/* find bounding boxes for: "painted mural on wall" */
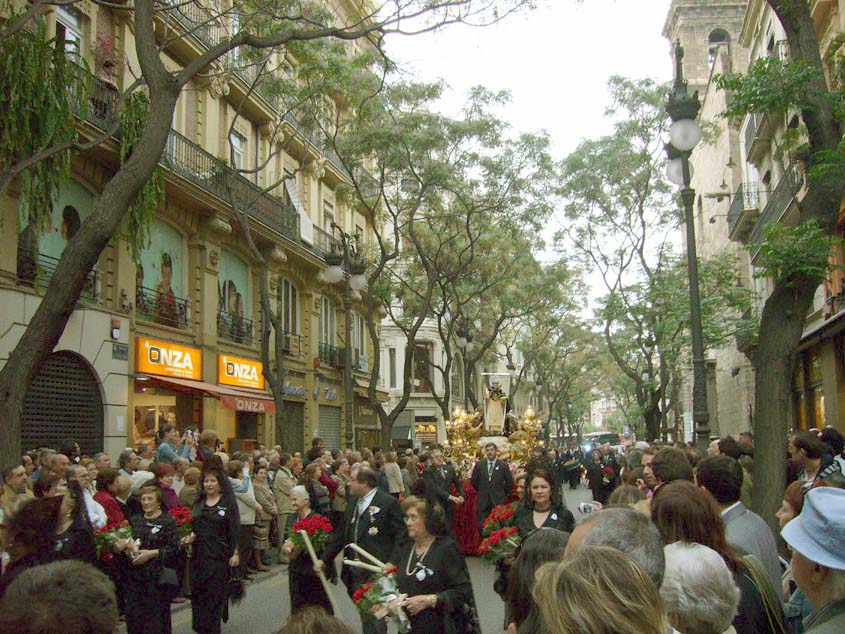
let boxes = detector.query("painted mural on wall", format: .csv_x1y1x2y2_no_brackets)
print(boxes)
217,250,251,344
17,179,95,294
136,219,187,328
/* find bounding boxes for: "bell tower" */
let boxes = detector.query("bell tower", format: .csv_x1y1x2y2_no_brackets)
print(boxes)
662,1,750,97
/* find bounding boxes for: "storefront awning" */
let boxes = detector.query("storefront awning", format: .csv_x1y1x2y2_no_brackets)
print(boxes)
354,378,389,402
139,375,276,414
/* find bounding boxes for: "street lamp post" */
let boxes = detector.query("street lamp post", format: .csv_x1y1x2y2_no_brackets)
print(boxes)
665,40,710,456
455,319,473,410
324,224,367,449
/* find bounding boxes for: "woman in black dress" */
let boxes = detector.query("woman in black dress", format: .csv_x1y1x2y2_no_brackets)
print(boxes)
118,485,180,634
393,494,480,634
281,485,333,615
54,479,97,564
510,468,574,538
586,450,612,505
188,457,240,634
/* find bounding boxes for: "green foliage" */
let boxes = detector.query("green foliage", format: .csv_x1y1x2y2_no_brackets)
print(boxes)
716,57,822,120
1,18,87,230
752,220,842,286
119,93,165,262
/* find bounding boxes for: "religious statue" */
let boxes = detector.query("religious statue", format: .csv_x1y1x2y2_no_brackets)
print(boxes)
483,381,507,435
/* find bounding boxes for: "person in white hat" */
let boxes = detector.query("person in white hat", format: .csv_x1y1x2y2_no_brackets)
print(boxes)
782,487,845,633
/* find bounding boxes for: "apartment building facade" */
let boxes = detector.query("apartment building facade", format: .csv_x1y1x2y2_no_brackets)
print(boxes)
0,1,384,458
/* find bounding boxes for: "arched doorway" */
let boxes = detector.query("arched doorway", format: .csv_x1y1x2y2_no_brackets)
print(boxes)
21,351,104,455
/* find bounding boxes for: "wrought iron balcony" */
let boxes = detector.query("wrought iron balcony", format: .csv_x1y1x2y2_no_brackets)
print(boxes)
749,162,805,260
318,342,339,367
135,285,191,330
310,226,341,257
727,182,760,243
165,1,222,48
16,248,99,303
217,309,255,346
280,330,304,357
744,111,773,164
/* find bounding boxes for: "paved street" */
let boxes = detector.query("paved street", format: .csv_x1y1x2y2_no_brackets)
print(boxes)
156,486,593,634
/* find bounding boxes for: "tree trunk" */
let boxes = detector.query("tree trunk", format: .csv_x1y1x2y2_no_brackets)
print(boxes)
0,83,178,465
752,275,816,529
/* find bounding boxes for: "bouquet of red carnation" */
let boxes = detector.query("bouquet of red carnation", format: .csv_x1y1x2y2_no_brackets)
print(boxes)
352,566,410,633
94,520,134,562
291,515,333,556
478,526,521,564
169,506,194,537
601,465,615,485
481,502,518,537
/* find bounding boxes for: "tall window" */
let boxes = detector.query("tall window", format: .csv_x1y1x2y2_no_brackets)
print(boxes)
230,131,245,170
55,7,83,58
389,348,397,389
350,311,366,359
319,296,336,346
323,200,335,234
278,278,299,334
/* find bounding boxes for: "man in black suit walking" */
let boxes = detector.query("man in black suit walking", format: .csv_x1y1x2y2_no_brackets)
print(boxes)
470,442,514,534
422,448,464,531
318,466,405,634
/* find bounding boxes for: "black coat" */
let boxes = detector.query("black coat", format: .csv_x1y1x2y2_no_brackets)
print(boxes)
470,459,514,521
422,464,465,521
286,511,333,615
322,488,407,592
510,502,575,538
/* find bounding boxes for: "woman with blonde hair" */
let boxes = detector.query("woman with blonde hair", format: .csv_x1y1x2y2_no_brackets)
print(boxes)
517,545,668,634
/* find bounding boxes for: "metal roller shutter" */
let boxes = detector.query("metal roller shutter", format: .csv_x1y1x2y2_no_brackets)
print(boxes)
318,405,342,452
276,401,305,454
21,351,104,455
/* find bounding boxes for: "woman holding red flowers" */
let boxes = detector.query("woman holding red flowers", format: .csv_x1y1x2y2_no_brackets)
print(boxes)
586,450,614,505
117,485,180,634
282,485,334,614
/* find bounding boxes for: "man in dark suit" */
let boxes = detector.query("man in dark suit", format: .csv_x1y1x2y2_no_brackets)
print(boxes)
422,448,464,530
470,442,514,534
318,466,405,634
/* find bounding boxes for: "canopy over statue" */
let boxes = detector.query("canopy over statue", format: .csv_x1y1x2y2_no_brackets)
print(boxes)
483,381,507,434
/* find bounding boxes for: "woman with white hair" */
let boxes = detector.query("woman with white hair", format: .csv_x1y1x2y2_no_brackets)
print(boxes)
281,484,333,615
661,542,740,634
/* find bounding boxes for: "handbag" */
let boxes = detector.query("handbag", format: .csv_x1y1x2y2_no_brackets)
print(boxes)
741,554,790,634
157,566,180,598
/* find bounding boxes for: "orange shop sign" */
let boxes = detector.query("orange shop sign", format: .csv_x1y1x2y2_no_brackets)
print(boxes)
136,337,202,380
218,354,264,390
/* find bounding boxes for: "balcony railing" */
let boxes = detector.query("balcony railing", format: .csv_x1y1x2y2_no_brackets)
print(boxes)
217,309,255,346
16,248,99,302
165,1,222,48
727,182,761,242
749,162,805,259
311,226,340,257
280,330,304,357
318,342,339,367
136,285,191,330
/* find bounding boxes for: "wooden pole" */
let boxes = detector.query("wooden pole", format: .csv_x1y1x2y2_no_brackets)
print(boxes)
299,530,340,616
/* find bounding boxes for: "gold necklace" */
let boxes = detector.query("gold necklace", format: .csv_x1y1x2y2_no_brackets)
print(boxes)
406,538,434,576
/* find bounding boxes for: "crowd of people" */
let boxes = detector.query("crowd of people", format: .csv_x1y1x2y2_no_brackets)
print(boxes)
1,425,845,634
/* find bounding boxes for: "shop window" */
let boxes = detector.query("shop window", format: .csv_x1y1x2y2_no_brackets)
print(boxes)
137,220,189,329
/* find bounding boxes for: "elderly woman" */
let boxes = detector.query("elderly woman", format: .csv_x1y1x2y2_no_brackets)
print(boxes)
93,467,126,525
118,485,181,634
519,545,668,634
660,542,740,634
189,457,240,634
392,493,480,633
282,485,333,615
252,464,277,572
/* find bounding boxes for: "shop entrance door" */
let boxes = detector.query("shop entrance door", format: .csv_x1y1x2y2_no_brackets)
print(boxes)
21,351,104,455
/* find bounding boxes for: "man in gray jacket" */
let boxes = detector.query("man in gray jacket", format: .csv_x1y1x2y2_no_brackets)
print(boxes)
696,455,782,597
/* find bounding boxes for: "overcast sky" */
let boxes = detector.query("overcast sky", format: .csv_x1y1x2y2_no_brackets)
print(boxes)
385,0,674,157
